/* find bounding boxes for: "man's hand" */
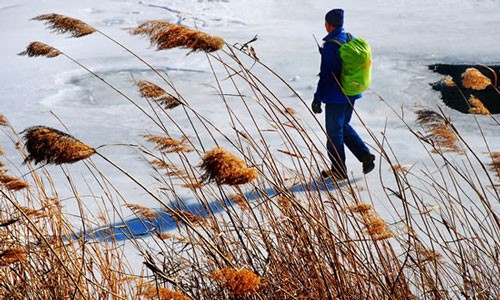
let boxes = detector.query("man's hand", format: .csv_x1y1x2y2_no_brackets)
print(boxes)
311,98,322,114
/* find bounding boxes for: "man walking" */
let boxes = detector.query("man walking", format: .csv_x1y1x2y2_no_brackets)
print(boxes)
311,8,375,180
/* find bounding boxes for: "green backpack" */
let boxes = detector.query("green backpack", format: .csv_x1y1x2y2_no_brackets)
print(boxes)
329,33,372,96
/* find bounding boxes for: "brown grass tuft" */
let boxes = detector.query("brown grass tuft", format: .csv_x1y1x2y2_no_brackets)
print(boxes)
209,268,264,296
199,147,258,186
18,41,62,58
0,114,8,126
32,13,96,37
143,134,193,153
0,171,29,191
462,68,491,90
158,233,186,242
349,204,394,241
139,283,191,300
125,204,158,219
488,151,500,178
284,107,296,115
347,203,373,214
468,95,491,115
167,208,206,225
22,126,96,165
443,75,456,87
229,194,249,210
137,80,182,109
0,247,28,266
415,109,463,154
131,21,224,52
415,109,444,127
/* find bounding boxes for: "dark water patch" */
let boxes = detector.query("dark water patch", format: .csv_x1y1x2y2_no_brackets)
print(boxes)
429,63,500,114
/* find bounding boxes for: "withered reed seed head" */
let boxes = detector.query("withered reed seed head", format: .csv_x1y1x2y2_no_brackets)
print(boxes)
139,284,191,300
347,203,373,214
22,126,96,165
209,268,263,295
443,75,456,87
131,21,224,52
468,95,491,115
125,204,158,220
415,109,444,126
32,13,96,38
230,194,249,210
462,68,491,90
167,209,206,225
143,134,193,153
200,147,258,185
18,41,62,58
0,247,28,266
0,114,8,126
137,80,181,109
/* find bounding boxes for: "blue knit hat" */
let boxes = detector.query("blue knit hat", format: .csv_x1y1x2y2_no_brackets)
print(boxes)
325,9,344,28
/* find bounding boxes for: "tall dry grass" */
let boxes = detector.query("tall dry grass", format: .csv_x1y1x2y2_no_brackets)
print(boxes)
1,13,499,300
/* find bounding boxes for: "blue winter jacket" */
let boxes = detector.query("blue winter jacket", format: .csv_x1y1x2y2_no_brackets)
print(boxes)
314,27,362,104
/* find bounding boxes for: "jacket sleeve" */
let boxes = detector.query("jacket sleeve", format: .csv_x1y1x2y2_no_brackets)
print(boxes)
314,42,342,101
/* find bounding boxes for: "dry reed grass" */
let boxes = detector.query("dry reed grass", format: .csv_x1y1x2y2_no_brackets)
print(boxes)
461,68,491,90
0,171,29,191
137,80,182,110
143,134,193,153
125,203,159,219
7,15,500,299
443,75,456,87
415,109,463,153
131,21,224,52
18,41,62,58
199,147,258,185
22,126,95,165
209,268,263,296
468,94,491,115
0,247,28,266
138,283,191,300
32,13,96,37
349,204,394,241
229,194,249,210
0,114,8,126
489,151,500,179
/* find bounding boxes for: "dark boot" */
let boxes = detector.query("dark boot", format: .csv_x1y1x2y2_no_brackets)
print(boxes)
321,167,348,181
362,154,375,174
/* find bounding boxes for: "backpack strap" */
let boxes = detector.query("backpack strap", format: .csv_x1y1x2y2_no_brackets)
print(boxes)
325,32,352,47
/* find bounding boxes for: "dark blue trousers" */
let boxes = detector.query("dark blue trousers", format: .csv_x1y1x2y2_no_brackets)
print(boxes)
324,102,370,174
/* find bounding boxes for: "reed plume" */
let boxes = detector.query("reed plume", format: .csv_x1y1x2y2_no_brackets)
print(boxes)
131,21,224,52
0,172,29,191
18,41,62,58
209,268,263,295
138,283,191,300
143,134,193,153
415,109,462,153
32,13,96,38
462,68,491,90
0,247,28,266
137,80,181,109
125,204,158,220
489,151,500,178
443,75,456,87
468,95,491,115
167,208,206,225
199,147,258,185
22,126,95,165
0,114,8,126
229,194,249,210
350,204,393,241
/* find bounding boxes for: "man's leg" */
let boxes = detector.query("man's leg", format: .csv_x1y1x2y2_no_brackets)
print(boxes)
342,103,375,174
325,103,348,177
